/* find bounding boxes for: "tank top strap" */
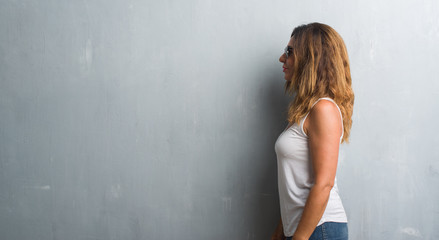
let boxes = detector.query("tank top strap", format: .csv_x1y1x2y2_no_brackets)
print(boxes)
300,97,344,141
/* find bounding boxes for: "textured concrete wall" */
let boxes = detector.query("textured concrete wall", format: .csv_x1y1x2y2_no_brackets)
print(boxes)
0,0,438,239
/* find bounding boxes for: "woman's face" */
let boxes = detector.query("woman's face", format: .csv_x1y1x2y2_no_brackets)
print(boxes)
279,37,294,82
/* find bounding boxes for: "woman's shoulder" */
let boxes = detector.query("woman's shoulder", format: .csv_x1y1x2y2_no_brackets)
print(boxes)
313,98,339,112
303,98,343,137
308,100,340,123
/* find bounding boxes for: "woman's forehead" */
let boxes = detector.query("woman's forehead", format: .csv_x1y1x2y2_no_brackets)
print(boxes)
288,37,295,46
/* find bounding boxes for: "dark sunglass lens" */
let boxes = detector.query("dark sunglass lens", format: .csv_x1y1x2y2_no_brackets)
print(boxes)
284,46,292,58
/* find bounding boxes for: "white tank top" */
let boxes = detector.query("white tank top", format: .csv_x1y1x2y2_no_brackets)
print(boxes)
275,97,347,237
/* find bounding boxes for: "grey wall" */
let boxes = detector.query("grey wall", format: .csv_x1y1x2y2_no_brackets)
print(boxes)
1,0,438,239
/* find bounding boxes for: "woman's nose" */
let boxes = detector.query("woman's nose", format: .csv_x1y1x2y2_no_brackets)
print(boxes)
279,53,286,63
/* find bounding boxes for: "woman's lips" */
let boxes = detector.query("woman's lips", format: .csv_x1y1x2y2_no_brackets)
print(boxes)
283,67,287,72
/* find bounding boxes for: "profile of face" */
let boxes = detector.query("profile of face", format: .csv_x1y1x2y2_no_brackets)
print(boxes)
279,37,295,82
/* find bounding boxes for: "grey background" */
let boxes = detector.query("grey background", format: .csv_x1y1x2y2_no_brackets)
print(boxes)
1,0,438,239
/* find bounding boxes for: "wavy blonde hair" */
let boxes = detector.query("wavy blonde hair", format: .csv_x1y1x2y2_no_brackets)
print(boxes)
285,23,354,143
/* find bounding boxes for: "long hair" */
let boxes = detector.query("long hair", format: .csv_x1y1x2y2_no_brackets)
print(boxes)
285,23,354,143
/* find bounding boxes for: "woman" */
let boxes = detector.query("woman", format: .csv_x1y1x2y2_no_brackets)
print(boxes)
271,23,354,240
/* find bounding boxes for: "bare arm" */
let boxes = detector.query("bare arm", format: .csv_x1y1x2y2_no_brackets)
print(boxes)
292,100,342,240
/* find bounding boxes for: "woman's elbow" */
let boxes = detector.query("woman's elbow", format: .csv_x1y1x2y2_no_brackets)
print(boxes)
313,181,334,192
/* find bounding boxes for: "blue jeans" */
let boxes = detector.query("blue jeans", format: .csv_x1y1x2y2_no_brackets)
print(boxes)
285,222,348,240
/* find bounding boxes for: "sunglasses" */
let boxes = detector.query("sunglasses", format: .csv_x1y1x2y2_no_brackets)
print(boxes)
284,46,293,59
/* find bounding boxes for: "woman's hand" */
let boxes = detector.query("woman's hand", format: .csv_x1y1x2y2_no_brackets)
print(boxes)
270,232,284,240
292,235,307,240
270,218,285,240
